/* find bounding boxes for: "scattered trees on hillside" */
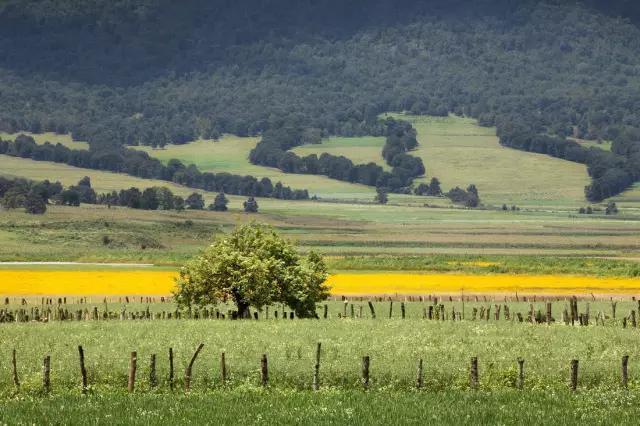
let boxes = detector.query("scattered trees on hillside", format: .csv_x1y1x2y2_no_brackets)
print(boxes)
374,187,388,204
244,197,259,213
0,177,60,214
414,177,442,196
186,192,204,210
209,192,229,211
0,136,310,200
174,223,329,318
446,185,480,208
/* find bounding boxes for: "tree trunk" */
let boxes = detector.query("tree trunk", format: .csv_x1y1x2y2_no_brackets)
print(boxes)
236,299,250,319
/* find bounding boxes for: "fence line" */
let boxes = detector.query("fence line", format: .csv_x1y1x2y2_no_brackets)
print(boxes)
5,344,635,395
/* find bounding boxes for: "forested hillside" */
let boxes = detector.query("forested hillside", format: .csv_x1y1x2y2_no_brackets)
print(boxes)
1,0,640,201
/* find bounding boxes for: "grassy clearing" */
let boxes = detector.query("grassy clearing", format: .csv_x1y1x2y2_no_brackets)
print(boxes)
0,131,89,150
2,389,639,425
568,137,612,152
291,135,389,169
133,136,376,200
384,114,591,207
0,307,639,395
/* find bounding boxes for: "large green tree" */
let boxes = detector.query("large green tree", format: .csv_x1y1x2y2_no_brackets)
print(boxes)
174,223,329,318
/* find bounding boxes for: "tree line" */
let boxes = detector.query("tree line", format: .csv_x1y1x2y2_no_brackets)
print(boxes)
249,118,426,193
0,135,309,200
0,175,262,215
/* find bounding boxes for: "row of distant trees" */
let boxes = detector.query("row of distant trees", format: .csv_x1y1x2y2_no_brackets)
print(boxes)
0,176,261,215
0,136,309,201
249,118,426,193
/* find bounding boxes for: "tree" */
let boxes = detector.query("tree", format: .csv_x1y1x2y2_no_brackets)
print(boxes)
605,201,619,215
427,177,442,196
173,196,185,211
24,190,47,214
174,223,329,318
209,192,229,211
186,192,205,210
58,189,81,206
244,197,259,213
374,187,388,204
0,186,27,209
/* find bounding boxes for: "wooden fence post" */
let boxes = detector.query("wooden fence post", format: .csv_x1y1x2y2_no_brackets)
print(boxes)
470,357,479,390
416,359,423,389
42,355,51,393
313,343,321,391
389,301,393,319
220,352,227,385
362,356,370,389
78,345,88,394
517,358,524,389
12,349,19,389
149,354,157,388
368,301,376,319
401,302,406,319
570,359,579,391
128,351,137,392
168,347,174,390
622,355,629,389
261,354,268,386
323,304,328,319
184,343,205,391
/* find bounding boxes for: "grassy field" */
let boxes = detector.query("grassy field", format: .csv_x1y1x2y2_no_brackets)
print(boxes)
3,389,639,424
133,136,376,200
383,114,592,207
291,135,389,169
0,131,89,150
1,203,640,263
0,300,638,397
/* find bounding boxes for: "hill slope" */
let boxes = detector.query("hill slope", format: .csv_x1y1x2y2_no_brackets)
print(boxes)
0,0,639,201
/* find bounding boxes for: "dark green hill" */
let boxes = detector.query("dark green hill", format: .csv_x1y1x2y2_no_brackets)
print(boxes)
0,0,639,200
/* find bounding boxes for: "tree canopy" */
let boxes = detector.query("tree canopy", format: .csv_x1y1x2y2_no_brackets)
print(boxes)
174,223,329,318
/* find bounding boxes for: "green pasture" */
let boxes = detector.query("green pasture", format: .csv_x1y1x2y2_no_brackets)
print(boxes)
0,131,89,150
291,135,389,169
1,302,639,396
3,389,639,425
133,136,376,200
382,114,592,207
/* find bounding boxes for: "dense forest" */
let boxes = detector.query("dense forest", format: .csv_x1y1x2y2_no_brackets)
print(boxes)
1,0,640,201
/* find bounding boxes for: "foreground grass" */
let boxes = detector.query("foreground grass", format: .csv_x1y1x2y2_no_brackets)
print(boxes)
2,389,640,425
1,314,639,395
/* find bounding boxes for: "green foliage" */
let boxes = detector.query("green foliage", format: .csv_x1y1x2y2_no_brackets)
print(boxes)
243,197,259,213
185,192,204,210
374,187,388,204
174,223,329,317
209,192,229,211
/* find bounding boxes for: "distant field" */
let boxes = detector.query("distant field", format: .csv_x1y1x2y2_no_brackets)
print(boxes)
1,202,639,264
0,155,219,201
134,136,376,200
0,131,89,150
384,114,591,207
291,136,389,170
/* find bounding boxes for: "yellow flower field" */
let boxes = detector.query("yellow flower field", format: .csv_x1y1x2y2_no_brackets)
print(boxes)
0,269,639,296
